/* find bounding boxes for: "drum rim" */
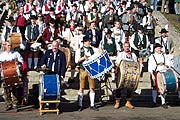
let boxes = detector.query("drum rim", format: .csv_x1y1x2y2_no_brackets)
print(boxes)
156,72,166,94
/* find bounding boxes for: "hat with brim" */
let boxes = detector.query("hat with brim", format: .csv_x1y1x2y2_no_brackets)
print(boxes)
49,18,55,24
126,7,133,11
83,36,92,42
133,1,139,5
137,25,144,31
30,15,37,20
106,29,112,34
50,7,55,11
72,3,78,7
148,8,153,13
159,28,168,33
154,43,163,49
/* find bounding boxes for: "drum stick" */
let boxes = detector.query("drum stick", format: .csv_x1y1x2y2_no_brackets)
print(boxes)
171,67,180,76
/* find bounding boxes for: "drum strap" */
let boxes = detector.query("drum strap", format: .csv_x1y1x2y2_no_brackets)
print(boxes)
152,54,165,72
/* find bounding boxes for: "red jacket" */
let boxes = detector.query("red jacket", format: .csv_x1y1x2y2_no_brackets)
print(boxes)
42,26,59,42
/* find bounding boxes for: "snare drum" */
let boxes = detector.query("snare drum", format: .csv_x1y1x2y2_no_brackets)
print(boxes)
156,68,178,94
82,51,114,79
9,33,22,49
1,60,21,86
40,74,60,100
117,60,140,91
30,42,41,52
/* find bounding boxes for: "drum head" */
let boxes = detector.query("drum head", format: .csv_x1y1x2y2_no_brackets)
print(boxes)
82,51,113,79
156,72,166,94
116,60,140,91
163,69,178,93
41,74,60,100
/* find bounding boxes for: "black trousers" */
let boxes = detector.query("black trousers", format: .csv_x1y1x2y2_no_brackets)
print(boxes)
115,88,132,100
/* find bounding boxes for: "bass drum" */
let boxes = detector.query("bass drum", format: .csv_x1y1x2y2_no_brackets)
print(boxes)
1,60,21,86
156,68,178,94
9,33,22,50
39,74,60,100
117,60,140,91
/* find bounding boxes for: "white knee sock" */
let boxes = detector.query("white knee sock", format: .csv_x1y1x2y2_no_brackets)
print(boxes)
160,94,166,105
34,58,38,68
89,92,95,107
28,58,32,69
78,92,83,107
152,90,157,103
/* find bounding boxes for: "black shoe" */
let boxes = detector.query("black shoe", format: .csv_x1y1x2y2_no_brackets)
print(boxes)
90,106,99,111
161,103,168,109
78,106,83,112
152,102,157,107
6,106,13,111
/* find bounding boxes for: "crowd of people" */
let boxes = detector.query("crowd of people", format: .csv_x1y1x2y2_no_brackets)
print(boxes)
0,0,178,112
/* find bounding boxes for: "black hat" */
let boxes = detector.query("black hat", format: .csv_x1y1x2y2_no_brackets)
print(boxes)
92,6,97,10
50,7,55,11
137,25,144,31
122,1,127,5
133,1,139,5
30,15,37,20
83,35,92,42
147,8,153,13
154,43,163,49
49,18,55,24
106,29,112,34
72,3,78,7
126,7,133,10
159,28,168,33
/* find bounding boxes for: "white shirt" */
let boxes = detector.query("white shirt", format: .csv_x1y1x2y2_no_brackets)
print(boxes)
142,15,155,29
115,51,137,65
148,52,170,73
155,37,168,53
52,52,57,72
0,51,23,64
75,46,99,64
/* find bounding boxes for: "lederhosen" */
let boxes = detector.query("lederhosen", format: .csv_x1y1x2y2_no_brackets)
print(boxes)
151,54,165,88
79,47,95,88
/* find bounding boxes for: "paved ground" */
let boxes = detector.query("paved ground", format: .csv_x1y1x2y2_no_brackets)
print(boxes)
1,102,180,120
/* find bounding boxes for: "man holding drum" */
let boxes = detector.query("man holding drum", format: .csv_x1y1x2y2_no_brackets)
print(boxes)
114,42,137,109
75,35,99,111
148,43,170,109
0,40,23,111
